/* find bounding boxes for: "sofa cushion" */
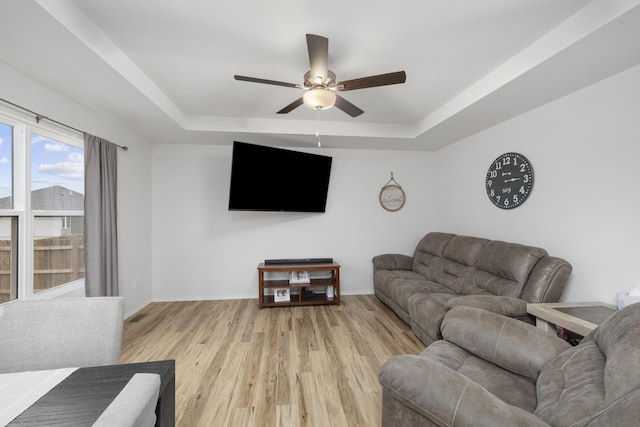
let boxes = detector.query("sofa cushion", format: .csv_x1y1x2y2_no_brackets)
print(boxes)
411,232,455,280
375,269,428,301
413,233,488,293
441,306,570,381
420,340,538,412
455,240,547,297
379,355,547,427
384,276,453,314
433,236,488,291
441,235,488,267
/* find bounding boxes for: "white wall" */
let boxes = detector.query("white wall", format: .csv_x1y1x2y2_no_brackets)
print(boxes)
4,56,639,312
151,144,436,301
0,61,153,317
116,135,153,316
433,64,640,305
151,64,640,305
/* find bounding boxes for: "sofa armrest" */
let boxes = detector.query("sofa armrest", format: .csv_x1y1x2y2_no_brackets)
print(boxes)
93,373,160,427
521,256,572,303
372,254,413,272
379,355,549,427
445,295,529,317
441,306,571,380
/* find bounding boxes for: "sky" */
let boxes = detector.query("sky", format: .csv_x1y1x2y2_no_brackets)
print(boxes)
0,122,84,200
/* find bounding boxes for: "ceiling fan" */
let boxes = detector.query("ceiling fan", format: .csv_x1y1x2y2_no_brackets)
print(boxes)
234,34,406,117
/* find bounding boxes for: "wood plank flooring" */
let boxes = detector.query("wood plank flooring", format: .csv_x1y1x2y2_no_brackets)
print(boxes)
119,295,424,427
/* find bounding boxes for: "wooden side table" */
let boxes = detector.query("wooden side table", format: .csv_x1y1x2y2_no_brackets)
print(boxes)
526,301,617,337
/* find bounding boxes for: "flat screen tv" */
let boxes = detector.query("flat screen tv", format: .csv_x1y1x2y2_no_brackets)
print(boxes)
228,141,332,212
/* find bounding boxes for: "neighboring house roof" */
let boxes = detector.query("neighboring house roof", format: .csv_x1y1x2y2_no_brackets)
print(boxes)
0,185,84,210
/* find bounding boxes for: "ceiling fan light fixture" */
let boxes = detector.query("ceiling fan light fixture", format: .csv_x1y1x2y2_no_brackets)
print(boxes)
235,35,405,117
303,88,336,110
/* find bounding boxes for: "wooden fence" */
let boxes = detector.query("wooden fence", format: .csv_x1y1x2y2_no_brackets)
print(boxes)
0,235,84,303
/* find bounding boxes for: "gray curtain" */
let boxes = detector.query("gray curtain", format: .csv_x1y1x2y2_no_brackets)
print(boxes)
84,133,119,297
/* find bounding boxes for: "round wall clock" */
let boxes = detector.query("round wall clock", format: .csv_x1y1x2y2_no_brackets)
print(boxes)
485,152,534,209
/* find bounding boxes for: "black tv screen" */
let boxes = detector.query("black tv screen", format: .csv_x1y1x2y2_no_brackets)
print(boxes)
228,141,332,212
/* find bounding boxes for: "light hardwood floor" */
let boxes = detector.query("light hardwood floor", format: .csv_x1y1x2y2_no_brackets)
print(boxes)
119,295,424,427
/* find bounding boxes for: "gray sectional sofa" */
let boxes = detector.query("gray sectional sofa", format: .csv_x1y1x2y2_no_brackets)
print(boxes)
373,232,572,345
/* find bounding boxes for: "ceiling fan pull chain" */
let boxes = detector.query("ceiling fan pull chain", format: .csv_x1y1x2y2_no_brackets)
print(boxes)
316,109,321,147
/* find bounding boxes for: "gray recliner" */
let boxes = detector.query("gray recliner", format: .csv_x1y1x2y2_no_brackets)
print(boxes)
379,302,640,426
0,297,124,373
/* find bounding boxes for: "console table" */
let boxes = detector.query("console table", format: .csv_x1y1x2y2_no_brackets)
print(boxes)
257,261,340,308
526,301,617,337
8,360,175,426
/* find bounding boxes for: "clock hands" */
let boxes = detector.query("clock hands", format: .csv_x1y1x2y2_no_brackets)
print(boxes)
503,172,521,182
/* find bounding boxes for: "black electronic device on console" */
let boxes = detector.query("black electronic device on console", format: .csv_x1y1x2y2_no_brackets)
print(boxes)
301,289,315,300
264,258,333,265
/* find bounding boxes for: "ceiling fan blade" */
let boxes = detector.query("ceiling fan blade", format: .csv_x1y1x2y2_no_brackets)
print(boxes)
335,95,364,117
234,75,299,88
277,98,304,114
338,71,406,91
306,34,329,82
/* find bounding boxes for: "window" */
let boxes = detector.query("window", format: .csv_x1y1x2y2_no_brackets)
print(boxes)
0,121,15,303
0,109,84,303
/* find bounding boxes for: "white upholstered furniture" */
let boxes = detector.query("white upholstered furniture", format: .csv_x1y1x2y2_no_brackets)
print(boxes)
0,297,125,374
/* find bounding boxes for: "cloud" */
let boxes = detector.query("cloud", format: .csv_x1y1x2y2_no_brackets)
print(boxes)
30,135,49,144
68,152,83,162
0,157,8,164
44,142,69,152
38,161,84,180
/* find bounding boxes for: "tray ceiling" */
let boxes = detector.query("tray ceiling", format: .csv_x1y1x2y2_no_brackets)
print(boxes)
1,0,639,150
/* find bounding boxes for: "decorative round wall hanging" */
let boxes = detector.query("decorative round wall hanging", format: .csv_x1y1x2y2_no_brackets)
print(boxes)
485,152,534,209
379,172,406,212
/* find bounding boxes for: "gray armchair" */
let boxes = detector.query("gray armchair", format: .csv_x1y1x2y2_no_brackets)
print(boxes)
0,297,124,373
379,303,640,426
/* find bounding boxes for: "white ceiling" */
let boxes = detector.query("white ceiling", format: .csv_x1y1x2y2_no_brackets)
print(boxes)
1,0,640,150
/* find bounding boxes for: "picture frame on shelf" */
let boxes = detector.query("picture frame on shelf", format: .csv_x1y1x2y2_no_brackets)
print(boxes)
274,288,290,303
289,270,310,284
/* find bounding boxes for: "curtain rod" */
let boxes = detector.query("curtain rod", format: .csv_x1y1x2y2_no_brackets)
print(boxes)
0,97,128,151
